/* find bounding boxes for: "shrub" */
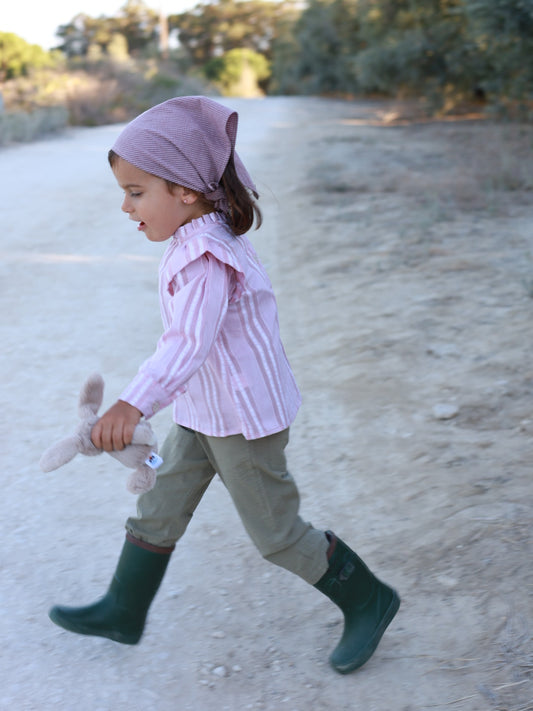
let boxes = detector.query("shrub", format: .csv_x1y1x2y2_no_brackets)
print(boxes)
204,48,270,96
0,106,68,145
1,59,212,129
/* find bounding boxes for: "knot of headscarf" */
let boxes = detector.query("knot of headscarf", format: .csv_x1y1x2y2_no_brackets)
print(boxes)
204,181,229,213
111,96,257,214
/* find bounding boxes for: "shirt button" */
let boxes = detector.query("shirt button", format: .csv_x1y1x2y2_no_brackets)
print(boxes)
152,401,160,413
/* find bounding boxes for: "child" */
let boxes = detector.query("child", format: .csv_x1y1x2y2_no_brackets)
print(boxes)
49,96,399,674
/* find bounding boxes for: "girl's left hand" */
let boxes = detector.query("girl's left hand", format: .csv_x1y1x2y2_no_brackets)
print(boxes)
91,400,142,452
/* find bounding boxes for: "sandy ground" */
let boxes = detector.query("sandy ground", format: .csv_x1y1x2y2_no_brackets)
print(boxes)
1,97,532,711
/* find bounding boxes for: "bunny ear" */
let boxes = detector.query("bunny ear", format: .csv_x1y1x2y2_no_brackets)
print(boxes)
39,437,81,472
79,373,104,416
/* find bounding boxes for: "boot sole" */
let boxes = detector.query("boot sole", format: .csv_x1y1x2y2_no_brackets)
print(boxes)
48,606,142,645
331,588,401,674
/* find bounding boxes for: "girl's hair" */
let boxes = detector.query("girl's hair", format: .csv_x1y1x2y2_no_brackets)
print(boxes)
219,154,262,235
108,149,261,236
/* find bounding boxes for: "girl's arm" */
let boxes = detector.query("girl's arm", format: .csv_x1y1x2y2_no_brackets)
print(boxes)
92,253,231,450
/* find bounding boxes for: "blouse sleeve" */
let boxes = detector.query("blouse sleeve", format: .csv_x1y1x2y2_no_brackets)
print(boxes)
119,252,232,418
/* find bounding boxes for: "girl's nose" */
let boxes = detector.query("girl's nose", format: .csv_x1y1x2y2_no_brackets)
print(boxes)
121,196,131,213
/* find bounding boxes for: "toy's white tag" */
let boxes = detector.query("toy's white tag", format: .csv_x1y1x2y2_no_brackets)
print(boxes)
145,452,163,470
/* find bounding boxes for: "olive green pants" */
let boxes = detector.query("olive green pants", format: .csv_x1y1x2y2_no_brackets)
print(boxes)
126,425,329,585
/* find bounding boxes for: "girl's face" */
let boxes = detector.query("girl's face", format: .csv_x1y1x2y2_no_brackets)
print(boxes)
112,157,210,242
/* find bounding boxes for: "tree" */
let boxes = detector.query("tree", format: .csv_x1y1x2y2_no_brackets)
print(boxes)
270,0,361,95
169,0,292,66
272,0,488,106
351,0,533,109
56,0,159,58
354,0,478,103
56,14,109,57
114,0,159,54
464,0,533,105
0,32,57,81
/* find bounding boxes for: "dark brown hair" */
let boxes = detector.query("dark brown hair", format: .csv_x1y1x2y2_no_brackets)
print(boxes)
108,149,261,236
219,153,262,235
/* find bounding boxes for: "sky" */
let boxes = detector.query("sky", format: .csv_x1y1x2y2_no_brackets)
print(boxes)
1,1,193,50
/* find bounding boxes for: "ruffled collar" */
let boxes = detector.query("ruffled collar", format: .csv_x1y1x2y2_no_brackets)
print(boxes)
173,212,229,244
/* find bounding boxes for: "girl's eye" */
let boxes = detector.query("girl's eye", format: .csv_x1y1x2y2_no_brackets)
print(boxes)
129,192,142,198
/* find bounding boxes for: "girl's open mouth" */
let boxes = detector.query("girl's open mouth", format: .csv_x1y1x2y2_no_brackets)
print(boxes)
137,221,146,231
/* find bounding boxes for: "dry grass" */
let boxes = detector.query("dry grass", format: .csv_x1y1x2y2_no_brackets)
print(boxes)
369,122,533,217
318,118,533,217
415,123,533,213
0,61,212,141
0,106,68,145
480,613,533,711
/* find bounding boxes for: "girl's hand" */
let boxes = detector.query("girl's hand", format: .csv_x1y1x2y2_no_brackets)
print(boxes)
91,400,142,452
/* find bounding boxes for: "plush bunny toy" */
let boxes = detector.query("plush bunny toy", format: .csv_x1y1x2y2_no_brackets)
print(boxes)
40,373,162,494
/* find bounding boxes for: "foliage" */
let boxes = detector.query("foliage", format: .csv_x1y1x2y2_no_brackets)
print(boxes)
169,0,293,66
464,0,533,109
353,0,483,108
204,47,270,96
56,0,160,58
4,0,533,123
270,0,360,95
0,32,60,81
271,0,533,114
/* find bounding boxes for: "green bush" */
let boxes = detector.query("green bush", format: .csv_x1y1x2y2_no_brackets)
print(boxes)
204,48,270,96
270,0,533,115
465,0,533,112
270,0,360,96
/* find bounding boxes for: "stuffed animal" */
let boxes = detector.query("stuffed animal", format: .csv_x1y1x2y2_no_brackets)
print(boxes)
40,373,162,494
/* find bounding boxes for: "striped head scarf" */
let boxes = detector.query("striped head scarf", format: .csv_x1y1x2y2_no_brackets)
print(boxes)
111,96,257,214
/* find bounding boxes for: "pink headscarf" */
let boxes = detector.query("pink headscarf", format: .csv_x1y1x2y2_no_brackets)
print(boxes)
111,96,258,214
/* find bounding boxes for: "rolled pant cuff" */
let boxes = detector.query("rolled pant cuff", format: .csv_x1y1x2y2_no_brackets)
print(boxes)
126,532,175,555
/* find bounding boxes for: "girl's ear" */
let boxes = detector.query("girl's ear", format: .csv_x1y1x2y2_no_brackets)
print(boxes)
176,186,200,205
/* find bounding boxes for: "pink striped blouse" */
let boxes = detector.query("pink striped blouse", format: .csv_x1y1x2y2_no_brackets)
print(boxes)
120,212,301,439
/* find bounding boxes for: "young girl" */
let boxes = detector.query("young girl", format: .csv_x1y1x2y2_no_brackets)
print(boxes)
49,96,399,674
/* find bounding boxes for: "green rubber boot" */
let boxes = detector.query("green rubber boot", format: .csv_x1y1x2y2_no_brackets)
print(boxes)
49,534,173,644
314,531,400,674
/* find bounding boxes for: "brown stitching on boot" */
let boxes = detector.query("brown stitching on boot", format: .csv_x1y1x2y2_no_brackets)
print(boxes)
325,530,337,560
126,533,175,555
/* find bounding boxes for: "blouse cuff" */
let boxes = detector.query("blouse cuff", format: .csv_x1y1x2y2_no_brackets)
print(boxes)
119,372,182,419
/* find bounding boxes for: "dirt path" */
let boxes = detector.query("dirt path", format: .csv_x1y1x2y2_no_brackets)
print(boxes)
1,97,531,711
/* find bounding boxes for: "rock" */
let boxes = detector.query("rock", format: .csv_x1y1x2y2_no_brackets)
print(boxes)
427,342,460,358
432,403,459,420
